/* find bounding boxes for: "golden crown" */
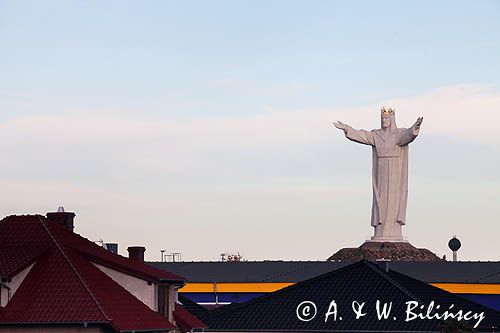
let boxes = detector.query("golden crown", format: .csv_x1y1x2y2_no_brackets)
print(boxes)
381,107,394,115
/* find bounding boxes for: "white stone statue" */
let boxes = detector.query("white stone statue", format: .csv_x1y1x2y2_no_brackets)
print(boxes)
333,108,423,242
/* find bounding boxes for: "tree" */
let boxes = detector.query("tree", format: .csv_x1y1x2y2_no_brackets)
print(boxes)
221,252,246,262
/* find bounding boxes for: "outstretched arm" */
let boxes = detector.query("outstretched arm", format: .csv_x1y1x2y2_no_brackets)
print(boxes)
333,121,375,146
398,117,423,146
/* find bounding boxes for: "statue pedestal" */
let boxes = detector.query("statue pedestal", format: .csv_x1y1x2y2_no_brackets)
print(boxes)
328,241,443,261
369,236,408,242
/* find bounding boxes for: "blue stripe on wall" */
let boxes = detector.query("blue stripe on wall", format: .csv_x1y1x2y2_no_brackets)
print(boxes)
181,292,265,304
181,292,500,312
218,293,266,303
457,294,500,311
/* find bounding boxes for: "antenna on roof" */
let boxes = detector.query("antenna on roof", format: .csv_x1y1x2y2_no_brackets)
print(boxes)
164,252,182,262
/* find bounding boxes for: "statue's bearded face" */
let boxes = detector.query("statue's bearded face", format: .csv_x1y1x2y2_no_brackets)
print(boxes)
382,115,391,128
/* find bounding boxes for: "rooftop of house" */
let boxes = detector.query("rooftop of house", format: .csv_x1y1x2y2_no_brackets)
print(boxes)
200,260,500,331
0,214,205,332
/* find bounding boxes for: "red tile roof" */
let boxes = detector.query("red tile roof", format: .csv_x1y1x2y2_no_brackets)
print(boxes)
0,244,47,278
44,216,185,283
0,214,202,332
0,215,51,278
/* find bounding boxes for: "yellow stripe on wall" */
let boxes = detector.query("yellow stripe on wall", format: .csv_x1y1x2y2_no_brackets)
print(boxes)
431,283,500,295
180,282,293,293
180,282,500,295
179,283,216,293
216,282,294,292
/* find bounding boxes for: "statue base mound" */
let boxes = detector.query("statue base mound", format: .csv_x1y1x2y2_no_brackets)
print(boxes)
327,241,443,261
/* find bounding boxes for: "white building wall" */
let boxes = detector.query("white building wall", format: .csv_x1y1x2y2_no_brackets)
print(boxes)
0,263,35,307
92,263,157,311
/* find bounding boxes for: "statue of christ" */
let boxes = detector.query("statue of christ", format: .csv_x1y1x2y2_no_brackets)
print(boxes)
333,108,423,242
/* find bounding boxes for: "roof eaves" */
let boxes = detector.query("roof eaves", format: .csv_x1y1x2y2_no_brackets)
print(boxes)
82,252,185,284
83,253,158,283
41,215,184,283
53,225,186,284
159,277,185,284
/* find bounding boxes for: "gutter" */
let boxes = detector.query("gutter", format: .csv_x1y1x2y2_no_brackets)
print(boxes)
0,280,12,303
160,277,186,285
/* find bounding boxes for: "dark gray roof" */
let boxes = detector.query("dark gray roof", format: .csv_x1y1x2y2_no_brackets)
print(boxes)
148,261,500,283
200,260,500,331
178,294,209,318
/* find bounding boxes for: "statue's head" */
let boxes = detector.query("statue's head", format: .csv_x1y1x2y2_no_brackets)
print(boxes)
380,107,397,131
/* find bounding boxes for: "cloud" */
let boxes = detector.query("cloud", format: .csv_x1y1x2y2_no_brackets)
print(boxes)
1,83,499,187
2,83,499,148
1,83,499,191
0,84,499,260
384,84,500,142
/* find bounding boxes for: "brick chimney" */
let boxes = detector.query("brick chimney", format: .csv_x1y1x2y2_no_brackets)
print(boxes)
46,207,76,232
127,246,146,262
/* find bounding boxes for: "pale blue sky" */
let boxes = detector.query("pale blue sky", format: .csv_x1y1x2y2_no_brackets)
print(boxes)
2,1,500,116
1,1,499,261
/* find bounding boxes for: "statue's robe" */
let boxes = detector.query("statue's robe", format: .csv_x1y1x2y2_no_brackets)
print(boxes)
343,124,420,240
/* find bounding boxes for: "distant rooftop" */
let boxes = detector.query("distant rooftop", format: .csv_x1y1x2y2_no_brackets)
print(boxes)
200,260,500,331
149,260,500,283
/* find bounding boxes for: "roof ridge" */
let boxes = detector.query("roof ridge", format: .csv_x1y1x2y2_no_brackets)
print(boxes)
46,217,184,283
202,260,372,321
361,260,423,303
388,269,500,317
36,216,115,328
260,262,326,282
472,268,500,283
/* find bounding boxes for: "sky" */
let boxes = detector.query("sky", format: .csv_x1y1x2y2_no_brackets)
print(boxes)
1,0,499,261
